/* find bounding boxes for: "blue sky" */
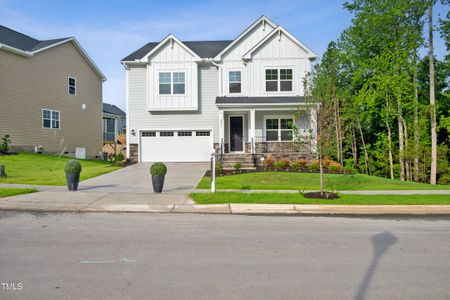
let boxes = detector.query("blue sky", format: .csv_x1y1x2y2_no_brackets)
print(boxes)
1,0,447,110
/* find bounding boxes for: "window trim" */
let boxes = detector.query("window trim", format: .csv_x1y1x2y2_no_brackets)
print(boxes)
264,67,294,94
263,115,295,142
42,109,61,130
68,76,76,96
158,70,186,96
228,69,243,95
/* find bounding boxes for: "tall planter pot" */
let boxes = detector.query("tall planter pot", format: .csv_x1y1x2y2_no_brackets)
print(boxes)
152,175,165,193
66,173,80,191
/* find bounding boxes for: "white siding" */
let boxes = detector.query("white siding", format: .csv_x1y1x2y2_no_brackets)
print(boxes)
127,64,220,144
147,40,198,111
221,29,311,98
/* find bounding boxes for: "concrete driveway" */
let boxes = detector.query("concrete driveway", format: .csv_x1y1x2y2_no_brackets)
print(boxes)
78,162,208,194
0,163,209,209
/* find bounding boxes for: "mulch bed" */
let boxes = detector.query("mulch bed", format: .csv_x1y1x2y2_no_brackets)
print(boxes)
303,192,340,199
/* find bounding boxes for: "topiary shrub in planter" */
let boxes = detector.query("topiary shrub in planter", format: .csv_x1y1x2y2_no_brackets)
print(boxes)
64,160,82,191
150,162,167,193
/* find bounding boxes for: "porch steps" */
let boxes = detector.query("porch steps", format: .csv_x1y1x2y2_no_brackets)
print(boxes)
220,153,256,170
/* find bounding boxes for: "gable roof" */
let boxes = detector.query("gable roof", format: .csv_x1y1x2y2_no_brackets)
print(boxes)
243,26,317,60
213,15,276,61
0,25,107,81
103,103,126,117
122,39,232,61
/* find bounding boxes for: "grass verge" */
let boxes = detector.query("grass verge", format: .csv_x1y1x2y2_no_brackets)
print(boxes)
0,152,121,186
190,192,450,205
0,188,37,198
196,172,450,190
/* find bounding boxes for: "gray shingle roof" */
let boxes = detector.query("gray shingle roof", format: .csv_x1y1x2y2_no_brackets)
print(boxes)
216,96,306,104
0,25,70,52
103,103,126,117
122,40,232,61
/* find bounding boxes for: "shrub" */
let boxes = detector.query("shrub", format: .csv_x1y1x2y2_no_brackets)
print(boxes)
308,162,319,172
264,156,275,168
215,163,224,173
233,162,242,171
150,162,167,176
291,162,301,170
274,161,286,171
0,134,11,154
327,162,342,172
116,152,125,162
438,174,450,185
108,153,115,162
64,160,82,174
322,156,331,167
298,159,307,167
280,159,291,168
343,165,354,174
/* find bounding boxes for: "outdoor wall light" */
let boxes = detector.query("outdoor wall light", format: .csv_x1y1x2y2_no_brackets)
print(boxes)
131,129,136,136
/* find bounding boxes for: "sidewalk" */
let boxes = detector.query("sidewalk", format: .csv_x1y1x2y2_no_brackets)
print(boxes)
1,190,450,215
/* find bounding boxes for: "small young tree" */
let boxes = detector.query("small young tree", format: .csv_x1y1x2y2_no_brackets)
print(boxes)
0,135,11,154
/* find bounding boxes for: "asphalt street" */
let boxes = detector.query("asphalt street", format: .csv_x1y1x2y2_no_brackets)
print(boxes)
1,212,449,300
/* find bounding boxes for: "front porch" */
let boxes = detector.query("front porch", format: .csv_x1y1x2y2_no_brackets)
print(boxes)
215,105,317,168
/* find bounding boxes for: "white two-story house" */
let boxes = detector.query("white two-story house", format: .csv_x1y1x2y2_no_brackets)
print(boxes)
122,16,317,165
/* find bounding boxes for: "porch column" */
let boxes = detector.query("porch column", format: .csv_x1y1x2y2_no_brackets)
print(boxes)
249,109,256,153
219,110,225,153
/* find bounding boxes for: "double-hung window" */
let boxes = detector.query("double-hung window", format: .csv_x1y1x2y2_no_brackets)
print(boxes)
42,109,60,129
68,77,76,95
229,71,241,94
265,68,293,92
265,117,294,141
159,71,185,95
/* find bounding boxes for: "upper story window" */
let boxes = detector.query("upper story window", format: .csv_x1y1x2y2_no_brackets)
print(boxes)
159,71,185,95
229,71,241,94
68,77,76,95
265,69,293,92
42,109,60,129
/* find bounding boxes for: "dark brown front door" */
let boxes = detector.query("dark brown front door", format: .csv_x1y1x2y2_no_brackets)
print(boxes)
230,116,243,152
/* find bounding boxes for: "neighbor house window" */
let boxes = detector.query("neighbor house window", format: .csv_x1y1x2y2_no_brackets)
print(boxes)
265,69,293,92
265,118,293,141
159,71,185,95
68,77,76,95
229,71,241,94
42,109,60,129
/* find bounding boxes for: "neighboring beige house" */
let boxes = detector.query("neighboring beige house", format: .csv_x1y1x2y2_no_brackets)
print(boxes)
0,25,106,158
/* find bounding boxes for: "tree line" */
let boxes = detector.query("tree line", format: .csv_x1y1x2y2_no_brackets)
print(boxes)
309,0,449,185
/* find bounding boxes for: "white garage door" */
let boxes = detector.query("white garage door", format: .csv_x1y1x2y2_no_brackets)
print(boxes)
140,130,213,162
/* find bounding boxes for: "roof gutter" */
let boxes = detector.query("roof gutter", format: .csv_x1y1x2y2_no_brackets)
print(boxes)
0,43,33,57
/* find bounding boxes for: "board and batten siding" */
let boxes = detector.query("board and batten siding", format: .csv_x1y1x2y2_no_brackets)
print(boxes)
127,64,219,144
221,30,311,97
0,42,103,157
146,40,198,111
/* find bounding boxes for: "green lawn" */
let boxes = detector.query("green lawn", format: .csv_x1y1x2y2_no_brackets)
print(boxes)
0,188,37,198
0,153,121,186
197,172,450,190
191,192,450,205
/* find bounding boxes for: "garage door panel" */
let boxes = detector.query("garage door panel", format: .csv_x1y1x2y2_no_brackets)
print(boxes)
141,131,212,162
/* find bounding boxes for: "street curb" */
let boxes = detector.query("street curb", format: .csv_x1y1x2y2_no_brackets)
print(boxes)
2,204,450,216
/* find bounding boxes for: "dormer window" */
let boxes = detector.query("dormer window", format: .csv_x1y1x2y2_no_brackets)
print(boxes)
229,71,241,94
159,71,185,95
265,69,292,92
68,77,76,95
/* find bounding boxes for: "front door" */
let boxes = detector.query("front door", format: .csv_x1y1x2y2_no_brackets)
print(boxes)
230,116,244,152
